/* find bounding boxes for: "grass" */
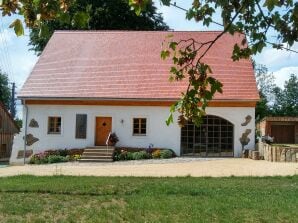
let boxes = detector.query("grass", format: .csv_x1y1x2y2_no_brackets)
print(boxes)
0,175,297,222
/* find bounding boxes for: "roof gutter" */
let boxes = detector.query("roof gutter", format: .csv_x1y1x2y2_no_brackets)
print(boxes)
18,97,259,102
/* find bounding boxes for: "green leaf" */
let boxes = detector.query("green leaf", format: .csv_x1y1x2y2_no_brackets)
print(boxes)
166,34,174,38
39,23,50,38
169,41,177,50
263,0,279,11
9,19,24,36
161,0,171,6
58,13,71,24
129,0,150,15
72,12,90,28
170,103,176,113
161,50,170,60
166,113,174,126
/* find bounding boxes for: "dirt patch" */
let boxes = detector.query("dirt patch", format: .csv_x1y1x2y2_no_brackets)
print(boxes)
0,158,297,177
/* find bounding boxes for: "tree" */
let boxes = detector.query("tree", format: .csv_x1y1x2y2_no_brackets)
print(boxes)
254,63,276,121
131,0,298,126
1,0,298,125
0,69,11,110
272,74,298,116
28,0,169,54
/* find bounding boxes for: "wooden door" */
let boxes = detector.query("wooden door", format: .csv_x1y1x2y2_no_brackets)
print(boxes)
95,117,112,146
271,125,295,144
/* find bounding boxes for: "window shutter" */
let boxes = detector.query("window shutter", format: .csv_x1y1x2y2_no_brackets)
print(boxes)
76,114,87,139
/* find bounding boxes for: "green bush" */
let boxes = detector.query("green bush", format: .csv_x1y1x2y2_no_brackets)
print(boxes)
47,155,69,163
57,149,68,157
126,152,134,160
160,149,173,159
29,152,49,164
132,151,149,160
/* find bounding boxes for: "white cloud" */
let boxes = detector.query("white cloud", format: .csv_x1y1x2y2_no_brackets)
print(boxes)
254,42,298,71
0,15,38,90
0,28,14,45
272,66,298,88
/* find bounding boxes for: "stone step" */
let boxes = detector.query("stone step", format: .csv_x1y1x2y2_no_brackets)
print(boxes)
84,149,114,153
79,158,113,162
80,146,115,162
83,152,114,156
82,154,113,159
86,146,115,149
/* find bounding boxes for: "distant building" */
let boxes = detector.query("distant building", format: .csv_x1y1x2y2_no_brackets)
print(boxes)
0,102,19,162
257,117,298,144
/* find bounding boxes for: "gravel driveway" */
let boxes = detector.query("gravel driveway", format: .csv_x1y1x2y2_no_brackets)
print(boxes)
0,158,297,177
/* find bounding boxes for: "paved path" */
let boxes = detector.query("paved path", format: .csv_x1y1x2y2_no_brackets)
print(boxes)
0,158,297,177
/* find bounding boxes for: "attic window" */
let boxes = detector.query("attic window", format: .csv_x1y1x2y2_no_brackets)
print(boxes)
48,117,61,134
133,118,146,136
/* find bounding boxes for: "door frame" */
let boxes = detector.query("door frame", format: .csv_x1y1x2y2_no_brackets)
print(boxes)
94,116,112,146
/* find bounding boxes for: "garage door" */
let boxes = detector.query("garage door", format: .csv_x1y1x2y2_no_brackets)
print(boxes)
271,125,295,144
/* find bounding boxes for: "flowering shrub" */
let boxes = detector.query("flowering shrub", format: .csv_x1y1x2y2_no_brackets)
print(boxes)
29,148,83,164
113,148,174,161
29,152,49,164
152,150,161,159
71,154,81,161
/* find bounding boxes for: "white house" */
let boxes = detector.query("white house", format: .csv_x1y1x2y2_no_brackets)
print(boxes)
10,31,259,164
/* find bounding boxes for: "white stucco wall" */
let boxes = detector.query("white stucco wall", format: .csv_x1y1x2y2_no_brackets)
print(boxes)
10,104,255,164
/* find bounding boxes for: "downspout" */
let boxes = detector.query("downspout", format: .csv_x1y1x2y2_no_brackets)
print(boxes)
23,100,28,165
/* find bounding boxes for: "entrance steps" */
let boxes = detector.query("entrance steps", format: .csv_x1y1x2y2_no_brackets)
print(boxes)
80,146,115,162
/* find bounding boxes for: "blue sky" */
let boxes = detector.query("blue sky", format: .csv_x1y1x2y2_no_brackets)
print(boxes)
0,0,297,95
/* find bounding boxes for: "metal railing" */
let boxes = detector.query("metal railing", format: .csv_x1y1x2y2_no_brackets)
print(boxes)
105,132,112,155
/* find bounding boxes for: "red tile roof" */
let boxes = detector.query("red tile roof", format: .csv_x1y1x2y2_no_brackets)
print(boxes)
19,31,259,101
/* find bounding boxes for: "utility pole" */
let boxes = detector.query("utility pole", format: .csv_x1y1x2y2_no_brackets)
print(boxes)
10,82,16,119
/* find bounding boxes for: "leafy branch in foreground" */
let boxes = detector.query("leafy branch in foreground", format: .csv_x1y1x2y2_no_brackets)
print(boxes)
130,0,298,126
162,36,223,127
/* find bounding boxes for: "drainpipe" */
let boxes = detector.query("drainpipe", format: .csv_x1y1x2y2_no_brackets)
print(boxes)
23,101,28,165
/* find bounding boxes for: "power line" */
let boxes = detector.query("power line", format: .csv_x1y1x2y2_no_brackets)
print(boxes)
0,14,15,83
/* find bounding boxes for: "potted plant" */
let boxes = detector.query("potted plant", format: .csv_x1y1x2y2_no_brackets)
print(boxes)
109,132,119,146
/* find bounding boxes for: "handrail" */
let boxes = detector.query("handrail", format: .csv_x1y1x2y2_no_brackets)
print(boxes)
105,132,112,155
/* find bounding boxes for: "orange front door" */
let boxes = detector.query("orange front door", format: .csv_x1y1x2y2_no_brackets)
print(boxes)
95,117,112,146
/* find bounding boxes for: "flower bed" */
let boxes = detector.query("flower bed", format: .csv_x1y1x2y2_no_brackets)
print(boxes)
113,147,176,161
29,149,84,164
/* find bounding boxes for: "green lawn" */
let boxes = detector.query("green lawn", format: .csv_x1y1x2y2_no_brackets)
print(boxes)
0,175,297,223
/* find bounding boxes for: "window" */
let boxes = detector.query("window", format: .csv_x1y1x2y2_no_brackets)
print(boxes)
48,117,61,134
133,118,146,135
75,114,87,139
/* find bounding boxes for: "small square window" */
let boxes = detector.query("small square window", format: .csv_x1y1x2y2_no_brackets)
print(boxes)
48,117,61,134
133,118,146,135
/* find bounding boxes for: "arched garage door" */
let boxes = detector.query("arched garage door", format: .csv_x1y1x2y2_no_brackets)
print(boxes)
181,115,234,157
